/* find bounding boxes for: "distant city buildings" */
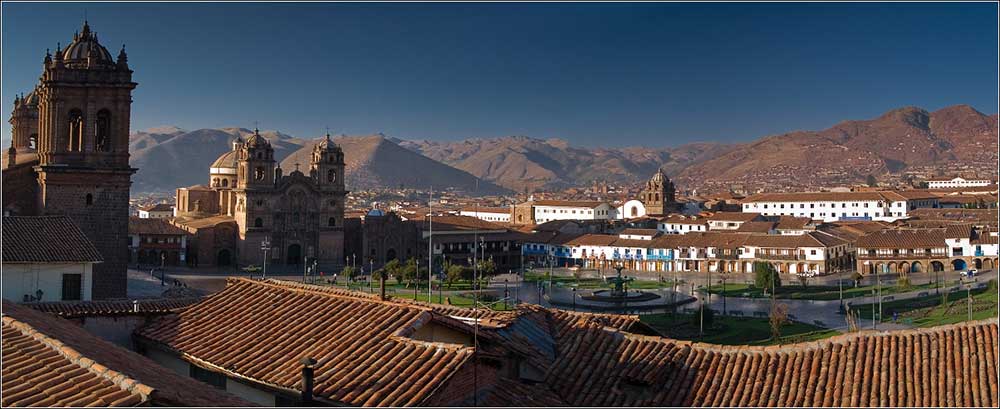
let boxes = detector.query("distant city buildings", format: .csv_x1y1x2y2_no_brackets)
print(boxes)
741,191,940,222
137,203,174,219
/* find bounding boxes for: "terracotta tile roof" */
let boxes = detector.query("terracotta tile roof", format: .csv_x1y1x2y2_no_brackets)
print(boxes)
708,212,763,222
478,377,568,406
128,216,190,236
26,297,202,319
426,215,507,231
659,214,707,224
541,314,999,407
775,215,814,230
1,300,253,407
743,233,832,248
619,228,660,236
135,278,483,407
891,190,941,200
856,228,948,249
2,216,103,263
736,221,776,233
2,315,148,407
532,199,608,208
909,208,999,226
565,234,619,246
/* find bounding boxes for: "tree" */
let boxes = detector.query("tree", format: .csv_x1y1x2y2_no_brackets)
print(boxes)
852,271,864,288
377,259,400,282
445,260,464,289
478,258,496,277
692,305,715,327
401,258,419,288
916,181,929,189
769,302,790,340
753,262,780,293
866,174,878,187
341,266,357,283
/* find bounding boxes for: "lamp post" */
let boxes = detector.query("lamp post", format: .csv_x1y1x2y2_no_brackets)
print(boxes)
572,287,577,312
504,279,509,310
160,252,166,286
961,270,977,322
260,237,271,279
839,268,844,312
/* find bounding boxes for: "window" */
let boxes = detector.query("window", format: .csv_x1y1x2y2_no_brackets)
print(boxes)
221,179,228,187
328,169,336,183
61,274,82,301
68,109,84,151
95,109,111,152
29,133,37,149
255,167,265,180
85,194,93,206
190,365,226,389
254,218,263,228
328,217,336,227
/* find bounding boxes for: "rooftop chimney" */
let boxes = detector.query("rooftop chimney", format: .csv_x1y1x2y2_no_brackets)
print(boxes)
300,357,317,404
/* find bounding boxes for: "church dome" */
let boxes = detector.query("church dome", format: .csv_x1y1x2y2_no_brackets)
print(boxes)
61,21,114,66
650,169,667,184
20,89,39,108
210,150,238,172
245,128,271,148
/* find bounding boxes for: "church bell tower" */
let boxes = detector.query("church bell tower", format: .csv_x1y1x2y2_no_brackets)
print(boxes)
33,21,138,299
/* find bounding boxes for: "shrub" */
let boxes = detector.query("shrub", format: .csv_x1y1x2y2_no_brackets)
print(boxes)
690,305,715,327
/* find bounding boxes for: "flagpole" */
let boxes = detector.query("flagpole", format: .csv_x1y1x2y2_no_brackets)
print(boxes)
428,186,433,302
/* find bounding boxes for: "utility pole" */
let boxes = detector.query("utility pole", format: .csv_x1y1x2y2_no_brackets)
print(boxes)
428,187,433,302
261,237,271,279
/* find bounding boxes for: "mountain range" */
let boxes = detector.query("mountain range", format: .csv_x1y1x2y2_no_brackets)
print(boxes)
127,104,996,195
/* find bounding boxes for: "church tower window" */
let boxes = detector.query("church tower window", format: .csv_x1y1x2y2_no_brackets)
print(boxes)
328,217,336,227
221,178,228,187
85,193,93,206
254,218,263,228
68,109,84,151
95,109,111,152
255,167,265,181
328,169,336,183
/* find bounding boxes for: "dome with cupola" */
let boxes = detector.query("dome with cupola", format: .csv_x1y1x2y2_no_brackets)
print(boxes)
60,21,115,66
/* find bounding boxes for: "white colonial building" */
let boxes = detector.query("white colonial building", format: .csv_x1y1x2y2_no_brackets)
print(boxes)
2,216,103,302
458,206,512,223
741,191,939,223
927,177,992,189
617,199,647,219
657,214,708,234
531,200,616,224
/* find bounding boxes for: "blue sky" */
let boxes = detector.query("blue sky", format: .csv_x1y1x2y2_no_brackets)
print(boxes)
2,2,996,147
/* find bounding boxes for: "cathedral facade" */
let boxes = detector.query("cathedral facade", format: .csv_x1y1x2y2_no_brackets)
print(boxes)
3,22,136,299
174,132,347,271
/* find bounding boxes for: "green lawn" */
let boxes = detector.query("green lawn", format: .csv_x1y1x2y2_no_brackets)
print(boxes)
640,313,838,345
705,280,944,301
525,272,675,290
849,285,998,328
390,291,516,311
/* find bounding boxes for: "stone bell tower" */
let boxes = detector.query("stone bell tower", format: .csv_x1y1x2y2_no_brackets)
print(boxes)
33,21,138,299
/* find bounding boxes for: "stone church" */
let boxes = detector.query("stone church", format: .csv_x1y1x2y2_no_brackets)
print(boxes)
642,168,678,216
173,132,347,271
2,21,136,299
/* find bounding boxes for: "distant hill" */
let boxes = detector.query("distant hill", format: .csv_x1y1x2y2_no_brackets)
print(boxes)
675,104,998,188
128,128,508,195
279,134,509,194
398,136,736,192
127,104,996,195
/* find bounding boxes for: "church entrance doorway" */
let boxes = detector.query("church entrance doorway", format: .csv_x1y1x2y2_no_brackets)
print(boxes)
217,249,232,266
287,244,302,265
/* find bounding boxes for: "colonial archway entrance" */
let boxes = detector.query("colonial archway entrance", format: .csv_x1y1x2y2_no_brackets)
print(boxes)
217,249,232,266
930,261,945,272
951,259,967,271
910,261,922,273
986,259,995,270
287,244,302,265
974,259,983,269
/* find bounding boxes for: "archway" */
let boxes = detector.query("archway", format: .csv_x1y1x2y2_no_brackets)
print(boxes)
974,259,983,269
951,259,966,271
887,262,897,274
899,262,910,274
217,249,232,266
386,248,397,263
287,244,302,265
986,259,995,270
930,261,945,272
910,261,922,273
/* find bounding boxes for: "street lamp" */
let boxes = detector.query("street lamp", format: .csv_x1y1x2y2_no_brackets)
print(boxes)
260,237,271,279
504,279,509,310
961,270,978,322
572,287,577,312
